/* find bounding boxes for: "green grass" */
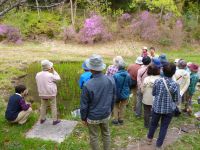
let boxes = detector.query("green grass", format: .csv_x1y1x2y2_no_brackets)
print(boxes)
0,47,200,149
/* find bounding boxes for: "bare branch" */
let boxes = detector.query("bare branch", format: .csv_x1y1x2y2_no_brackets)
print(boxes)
0,0,27,17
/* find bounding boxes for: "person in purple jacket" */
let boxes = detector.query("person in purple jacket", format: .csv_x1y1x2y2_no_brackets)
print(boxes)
5,85,32,124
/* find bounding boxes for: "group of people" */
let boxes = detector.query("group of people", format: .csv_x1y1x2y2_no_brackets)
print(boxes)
79,46,199,150
4,46,200,150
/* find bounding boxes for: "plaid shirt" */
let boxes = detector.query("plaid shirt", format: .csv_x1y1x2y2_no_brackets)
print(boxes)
152,77,179,114
105,65,118,76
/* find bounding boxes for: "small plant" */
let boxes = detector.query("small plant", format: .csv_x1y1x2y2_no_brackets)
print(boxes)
118,13,132,28
0,25,22,44
78,15,112,44
63,26,77,43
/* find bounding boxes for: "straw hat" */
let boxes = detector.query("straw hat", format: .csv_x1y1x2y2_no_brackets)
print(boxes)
41,60,53,71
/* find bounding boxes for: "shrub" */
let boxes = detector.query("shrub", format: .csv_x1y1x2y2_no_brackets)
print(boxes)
118,13,132,28
63,26,77,43
130,11,160,42
0,25,22,43
78,15,112,44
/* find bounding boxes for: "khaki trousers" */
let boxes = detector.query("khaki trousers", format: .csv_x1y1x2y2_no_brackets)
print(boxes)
113,100,128,120
88,120,110,150
40,97,57,121
12,107,32,124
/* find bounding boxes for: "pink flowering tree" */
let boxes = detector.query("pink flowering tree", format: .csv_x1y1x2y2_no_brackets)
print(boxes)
0,25,22,44
78,15,111,44
130,11,160,42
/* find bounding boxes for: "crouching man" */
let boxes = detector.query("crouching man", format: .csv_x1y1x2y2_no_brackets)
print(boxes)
80,54,116,150
5,85,32,124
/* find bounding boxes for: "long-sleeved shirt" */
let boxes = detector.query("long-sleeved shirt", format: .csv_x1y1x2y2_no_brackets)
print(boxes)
5,93,30,121
137,65,148,89
36,70,61,98
173,69,190,96
188,72,199,96
152,77,179,114
80,73,116,121
127,63,141,81
79,71,92,89
105,65,118,76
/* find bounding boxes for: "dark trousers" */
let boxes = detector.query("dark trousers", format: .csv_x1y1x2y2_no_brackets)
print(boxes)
88,120,110,150
143,104,152,128
147,111,173,147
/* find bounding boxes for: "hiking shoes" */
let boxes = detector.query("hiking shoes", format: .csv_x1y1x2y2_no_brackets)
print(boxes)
146,138,152,145
40,119,46,124
118,119,124,125
112,120,119,125
53,120,61,125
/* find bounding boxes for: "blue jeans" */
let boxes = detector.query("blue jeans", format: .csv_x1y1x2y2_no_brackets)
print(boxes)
147,111,173,147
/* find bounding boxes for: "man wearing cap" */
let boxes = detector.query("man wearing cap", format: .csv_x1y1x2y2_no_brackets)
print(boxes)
36,60,61,125
79,60,92,89
141,46,149,57
80,54,116,150
136,56,151,117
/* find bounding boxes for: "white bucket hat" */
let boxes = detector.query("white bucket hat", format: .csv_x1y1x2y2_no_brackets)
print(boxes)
41,60,53,71
113,56,124,66
86,54,106,71
135,56,143,65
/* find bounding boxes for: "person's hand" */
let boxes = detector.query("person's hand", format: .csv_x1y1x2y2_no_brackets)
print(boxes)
82,121,88,126
180,91,183,97
49,67,54,73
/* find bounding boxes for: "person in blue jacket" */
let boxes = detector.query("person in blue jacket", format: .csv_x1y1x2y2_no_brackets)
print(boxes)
112,59,132,125
79,60,92,89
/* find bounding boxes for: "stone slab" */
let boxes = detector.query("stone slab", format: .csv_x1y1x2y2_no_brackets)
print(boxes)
26,119,78,143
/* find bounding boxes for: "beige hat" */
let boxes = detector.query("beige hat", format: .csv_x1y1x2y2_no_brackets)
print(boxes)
41,60,53,71
142,46,148,50
113,56,124,66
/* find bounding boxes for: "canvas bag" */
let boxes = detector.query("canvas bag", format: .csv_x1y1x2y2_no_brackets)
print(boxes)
162,78,181,116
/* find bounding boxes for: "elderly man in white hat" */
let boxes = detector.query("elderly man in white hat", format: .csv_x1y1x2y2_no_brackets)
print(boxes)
80,54,116,150
105,56,124,76
36,60,61,125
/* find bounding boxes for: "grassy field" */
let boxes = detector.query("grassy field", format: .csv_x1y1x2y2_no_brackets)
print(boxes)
0,40,200,150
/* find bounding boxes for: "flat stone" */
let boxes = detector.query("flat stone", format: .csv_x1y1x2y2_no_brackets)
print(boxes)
26,119,78,143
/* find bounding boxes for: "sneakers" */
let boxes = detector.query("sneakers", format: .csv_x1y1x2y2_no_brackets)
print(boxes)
112,120,119,125
118,119,124,125
112,120,124,125
53,120,61,125
40,119,46,124
146,138,152,145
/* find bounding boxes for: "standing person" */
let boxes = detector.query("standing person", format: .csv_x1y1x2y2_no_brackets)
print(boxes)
159,54,168,67
5,85,32,124
79,60,92,89
142,65,160,128
173,59,190,109
36,60,61,125
128,56,143,87
149,47,159,58
112,59,132,125
105,56,123,76
184,64,199,115
147,63,179,149
141,46,149,57
135,56,151,117
127,56,143,110
80,54,116,150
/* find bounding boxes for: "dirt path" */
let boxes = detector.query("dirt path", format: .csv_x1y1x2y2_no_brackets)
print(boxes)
125,124,197,150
